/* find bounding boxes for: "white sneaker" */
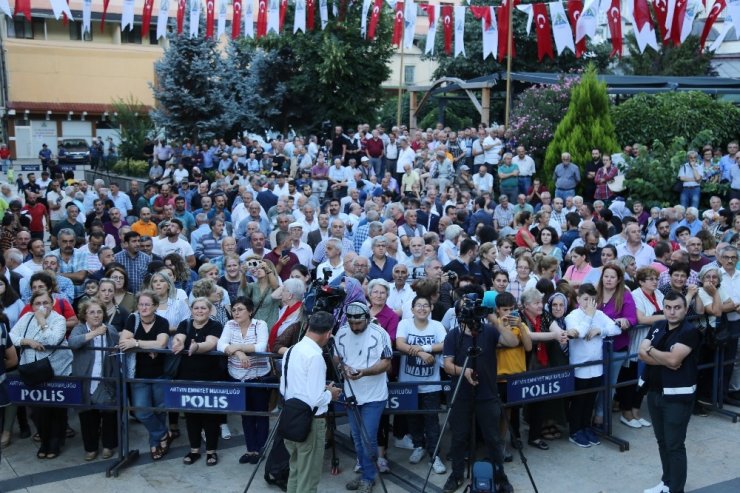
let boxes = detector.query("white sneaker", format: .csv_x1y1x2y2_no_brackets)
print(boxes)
637,418,652,427
409,447,425,464
354,458,362,473
432,456,446,474
620,416,642,428
220,423,232,440
643,481,669,493
377,457,390,473
394,434,415,450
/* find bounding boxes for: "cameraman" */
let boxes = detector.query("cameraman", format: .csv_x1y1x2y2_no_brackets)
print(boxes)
334,302,393,493
441,285,518,493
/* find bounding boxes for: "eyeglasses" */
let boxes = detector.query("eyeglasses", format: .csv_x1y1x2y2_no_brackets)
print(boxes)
232,307,248,313
722,256,738,261
110,275,124,281
137,303,153,308
414,304,431,309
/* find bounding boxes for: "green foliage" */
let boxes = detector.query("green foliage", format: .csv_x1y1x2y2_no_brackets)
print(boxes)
624,130,727,207
510,76,577,163
111,96,154,163
236,4,394,133
611,92,740,150
377,94,412,129
418,102,475,131
543,65,620,190
619,34,717,76
427,0,612,81
112,159,149,178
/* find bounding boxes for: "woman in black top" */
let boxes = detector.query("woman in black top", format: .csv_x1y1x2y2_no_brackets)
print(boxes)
171,297,223,466
118,290,171,461
96,279,130,333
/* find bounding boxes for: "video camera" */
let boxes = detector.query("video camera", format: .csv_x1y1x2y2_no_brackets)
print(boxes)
457,293,492,327
304,267,347,315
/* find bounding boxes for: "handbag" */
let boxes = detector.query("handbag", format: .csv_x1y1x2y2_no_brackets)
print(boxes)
163,319,193,379
277,346,317,443
17,318,59,387
607,174,626,193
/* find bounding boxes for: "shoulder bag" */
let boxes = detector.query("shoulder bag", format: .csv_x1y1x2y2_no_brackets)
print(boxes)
277,346,317,443
163,319,193,379
17,317,61,387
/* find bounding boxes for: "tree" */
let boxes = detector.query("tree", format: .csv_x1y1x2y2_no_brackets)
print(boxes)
111,96,154,162
619,34,717,76
151,31,232,142
543,64,620,191
235,3,395,133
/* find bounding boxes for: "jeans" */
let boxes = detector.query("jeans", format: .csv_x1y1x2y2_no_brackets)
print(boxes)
555,188,576,201
518,176,532,196
647,392,693,493
130,382,168,448
369,157,383,178
347,399,385,484
500,186,518,202
408,391,442,457
449,398,506,481
1,159,10,174
679,187,700,209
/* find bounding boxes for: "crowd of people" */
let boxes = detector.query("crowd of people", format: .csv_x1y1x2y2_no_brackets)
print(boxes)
0,123,738,493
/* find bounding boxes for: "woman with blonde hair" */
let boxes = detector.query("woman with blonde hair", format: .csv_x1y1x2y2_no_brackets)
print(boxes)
238,257,280,330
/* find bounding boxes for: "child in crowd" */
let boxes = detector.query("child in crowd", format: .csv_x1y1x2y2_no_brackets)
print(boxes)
565,283,622,448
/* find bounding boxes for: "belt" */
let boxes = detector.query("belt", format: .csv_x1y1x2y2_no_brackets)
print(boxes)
314,413,327,419
556,187,575,191
683,186,699,189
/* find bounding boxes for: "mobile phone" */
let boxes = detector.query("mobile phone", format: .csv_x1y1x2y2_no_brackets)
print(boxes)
510,310,520,318
281,249,290,257
350,369,361,376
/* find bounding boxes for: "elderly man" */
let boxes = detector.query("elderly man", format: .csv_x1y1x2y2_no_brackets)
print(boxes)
289,222,313,267
52,229,88,299
367,236,397,282
553,152,581,200
20,255,75,303
240,230,268,260
312,219,354,266
316,238,344,282
195,218,226,263
616,223,656,269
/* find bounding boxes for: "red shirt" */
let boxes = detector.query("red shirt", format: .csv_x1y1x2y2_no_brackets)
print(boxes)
20,297,76,336
22,202,47,232
365,138,384,158
263,250,299,282
153,194,176,212
0,148,11,159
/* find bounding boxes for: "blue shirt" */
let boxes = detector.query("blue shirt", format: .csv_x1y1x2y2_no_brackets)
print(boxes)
368,256,397,282
677,218,703,236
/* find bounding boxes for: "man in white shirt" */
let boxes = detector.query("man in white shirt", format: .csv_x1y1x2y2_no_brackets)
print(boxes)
152,219,196,268
472,165,494,195
718,245,740,404
616,223,656,268
289,222,313,267
396,136,416,178
387,264,415,317
512,145,536,195
280,311,342,493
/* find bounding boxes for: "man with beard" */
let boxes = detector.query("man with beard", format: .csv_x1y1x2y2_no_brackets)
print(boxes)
52,229,89,298
583,148,602,202
648,218,681,251
152,218,196,268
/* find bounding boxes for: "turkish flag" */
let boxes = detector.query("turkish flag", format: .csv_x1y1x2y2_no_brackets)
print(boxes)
670,0,688,45
142,0,154,34
392,2,404,47
701,0,726,49
533,3,554,61
469,6,492,29
100,0,110,32
14,0,30,21
566,0,586,58
307,0,315,30
606,0,623,57
442,5,453,55
257,0,268,37
652,0,670,45
368,0,383,40
280,0,288,30
232,0,243,39
63,0,70,25
497,0,516,61
177,0,186,34
206,0,215,38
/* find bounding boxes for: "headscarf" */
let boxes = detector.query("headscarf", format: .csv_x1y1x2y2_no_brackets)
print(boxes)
545,292,569,355
335,276,367,326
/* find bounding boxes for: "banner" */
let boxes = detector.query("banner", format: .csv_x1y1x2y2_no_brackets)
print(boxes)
176,0,186,34
257,0,268,37
206,0,215,38
280,0,288,30
232,0,242,39
244,0,255,38
566,0,585,57
142,0,155,34
454,5,466,57
507,369,574,405
701,0,726,49
295,0,307,33
442,4,453,55
631,0,659,52
677,0,700,45
670,0,688,45
157,0,170,39
392,1,404,46
121,0,135,30
163,383,245,411
550,1,575,55
727,0,740,37
368,0,383,39
653,0,671,43
497,0,515,61
470,6,498,60
82,0,92,34
189,0,201,38
218,0,227,38
360,0,371,38
606,0,623,57
50,0,74,21
307,0,315,30
534,2,554,60
320,0,328,29
404,0,417,49
101,0,110,31
7,377,83,406
420,3,438,54
267,0,280,34
576,0,598,44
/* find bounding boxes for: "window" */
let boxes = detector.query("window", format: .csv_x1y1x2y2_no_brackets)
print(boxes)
404,65,415,85
69,21,93,41
121,25,142,44
7,17,35,39
149,27,159,45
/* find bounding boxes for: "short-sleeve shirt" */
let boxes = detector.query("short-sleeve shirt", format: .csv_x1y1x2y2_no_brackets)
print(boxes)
125,313,169,379
174,318,223,380
443,324,501,401
396,319,447,393
334,322,393,405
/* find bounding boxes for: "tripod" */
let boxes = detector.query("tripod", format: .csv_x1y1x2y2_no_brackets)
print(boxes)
243,410,283,493
328,338,389,493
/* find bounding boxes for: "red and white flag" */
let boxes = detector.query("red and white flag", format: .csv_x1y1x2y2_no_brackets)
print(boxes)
280,0,288,30
700,0,726,49
101,0,110,31
550,1,576,55
50,0,73,20
631,0,659,52
244,0,255,38
307,0,315,30
441,4,453,55
497,0,516,62
653,0,671,44
534,3,554,61
368,0,383,39
670,0,688,45
14,0,30,20
566,0,585,57
676,0,700,45
257,0,268,37
142,0,155,34
206,0,216,38
470,6,498,60
420,3,438,54
605,0,623,57
232,0,243,39
392,1,404,47
176,0,186,34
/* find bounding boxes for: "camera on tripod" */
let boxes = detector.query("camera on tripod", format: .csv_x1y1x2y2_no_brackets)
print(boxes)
458,293,491,326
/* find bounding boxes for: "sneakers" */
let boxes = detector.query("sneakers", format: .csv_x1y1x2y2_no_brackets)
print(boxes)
409,447,425,464
637,418,652,427
353,458,362,473
569,430,592,448
394,434,415,450
620,416,643,428
376,457,390,473
584,428,601,446
442,474,464,493
346,478,374,492
432,456,447,474
643,481,670,493
220,423,232,440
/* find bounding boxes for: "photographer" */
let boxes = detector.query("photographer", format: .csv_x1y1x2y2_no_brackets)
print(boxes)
441,286,518,493
333,302,393,493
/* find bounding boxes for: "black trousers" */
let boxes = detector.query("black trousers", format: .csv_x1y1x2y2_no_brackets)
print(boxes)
78,409,118,452
31,406,67,454
616,362,645,411
185,412,220,451
647,392,693,493
568,377,600,434
449,398,506,481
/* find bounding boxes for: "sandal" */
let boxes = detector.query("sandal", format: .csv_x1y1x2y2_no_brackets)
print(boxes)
183,452,201,465
37,449,47,459
527,439,550,450
206,452,218,466
32,432,41,443
168,429,181,440
150,446,165,461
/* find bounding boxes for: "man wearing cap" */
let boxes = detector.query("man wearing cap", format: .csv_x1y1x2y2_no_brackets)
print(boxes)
334,302,393,493
455,165,475,195
358,156,376,182
288,222,313,267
